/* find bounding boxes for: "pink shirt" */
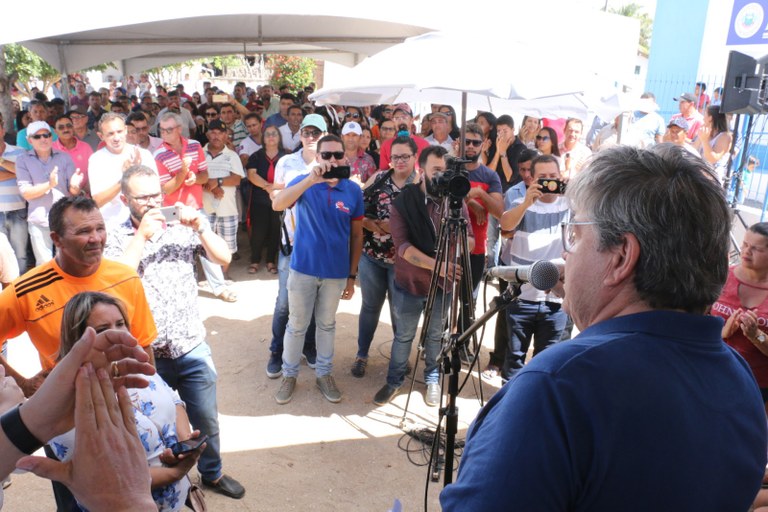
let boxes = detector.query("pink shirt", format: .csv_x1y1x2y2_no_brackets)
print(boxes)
52,138,93,188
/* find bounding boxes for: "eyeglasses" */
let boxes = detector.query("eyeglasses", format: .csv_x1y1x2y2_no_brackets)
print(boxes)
205,113,218,118
320,151,345,160
301,129,322,139
535,135,550,141
393,116,409,122
391,154,413,162
464,139,483,147
56,123,73,130
383,109,393,114
380,127,395,132
129,192,163,204
264,132,279,138
30,133,52,140
561,220,598,253
159,125,179,134
345,112,360,119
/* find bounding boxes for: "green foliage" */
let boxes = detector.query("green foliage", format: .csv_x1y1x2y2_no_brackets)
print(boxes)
267,55,315,89
609,3,653,56
3,44,59,84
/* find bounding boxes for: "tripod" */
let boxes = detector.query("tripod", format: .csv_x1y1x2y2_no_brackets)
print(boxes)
724,113,753,258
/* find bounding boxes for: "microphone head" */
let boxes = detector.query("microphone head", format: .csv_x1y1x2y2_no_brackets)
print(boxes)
528,260,561,290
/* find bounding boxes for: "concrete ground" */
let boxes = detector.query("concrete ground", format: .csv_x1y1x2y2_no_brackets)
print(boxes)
3,243,506,511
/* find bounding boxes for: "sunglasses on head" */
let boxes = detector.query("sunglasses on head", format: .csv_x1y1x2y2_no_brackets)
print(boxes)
30,133,52,140
464,139,483,147
320,151,345,160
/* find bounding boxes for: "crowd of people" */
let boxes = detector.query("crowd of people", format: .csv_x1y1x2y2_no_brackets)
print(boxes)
0,73,766,510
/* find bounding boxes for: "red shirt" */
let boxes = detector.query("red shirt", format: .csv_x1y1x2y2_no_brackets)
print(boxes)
154,137,207,209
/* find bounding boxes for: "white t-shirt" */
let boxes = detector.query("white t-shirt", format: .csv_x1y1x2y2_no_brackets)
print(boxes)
203,145,245,216
278,124,302,152
274,149,313,243
88,144,157,227
237,136,262,158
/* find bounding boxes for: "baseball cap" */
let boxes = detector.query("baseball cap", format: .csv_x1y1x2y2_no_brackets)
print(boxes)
27,121,52,137
207,120,227,131
667,117,689,131
300,113,327,132
68,105,88,116
341,121,362,135
393,103,413,116
673,92,696,103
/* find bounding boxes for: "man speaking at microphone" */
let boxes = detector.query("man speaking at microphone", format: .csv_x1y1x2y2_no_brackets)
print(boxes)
441,145,767,511
496,154,569,382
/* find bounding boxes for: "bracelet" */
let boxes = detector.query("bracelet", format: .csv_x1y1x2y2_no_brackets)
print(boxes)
1,405,43,455
500,154,507,159
348,274,357,280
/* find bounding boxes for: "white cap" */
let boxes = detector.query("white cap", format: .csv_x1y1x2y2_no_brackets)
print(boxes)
341,121,362,135
26,121,51,138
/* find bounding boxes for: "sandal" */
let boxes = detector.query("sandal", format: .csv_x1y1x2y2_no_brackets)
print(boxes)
481,365,500,380
216,289,238,302
267,263,278,274
248,264,260,274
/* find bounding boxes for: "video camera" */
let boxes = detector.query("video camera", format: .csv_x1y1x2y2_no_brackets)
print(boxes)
430,156,471,199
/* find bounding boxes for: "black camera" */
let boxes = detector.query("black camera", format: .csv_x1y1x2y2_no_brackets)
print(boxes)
324,165,351,180
537,178,566,194
430,156,471,198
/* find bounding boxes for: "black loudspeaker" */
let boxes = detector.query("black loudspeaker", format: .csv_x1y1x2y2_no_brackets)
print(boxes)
720,51,766,115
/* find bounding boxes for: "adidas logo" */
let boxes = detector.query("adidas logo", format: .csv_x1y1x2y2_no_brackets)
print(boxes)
35,294,54,312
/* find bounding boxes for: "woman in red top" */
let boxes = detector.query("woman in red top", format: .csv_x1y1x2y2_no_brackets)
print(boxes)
712,222,768,413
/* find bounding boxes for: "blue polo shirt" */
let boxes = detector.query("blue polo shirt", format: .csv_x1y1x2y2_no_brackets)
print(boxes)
288,176,363,279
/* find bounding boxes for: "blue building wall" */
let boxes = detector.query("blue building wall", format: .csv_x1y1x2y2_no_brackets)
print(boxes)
645,0,711,115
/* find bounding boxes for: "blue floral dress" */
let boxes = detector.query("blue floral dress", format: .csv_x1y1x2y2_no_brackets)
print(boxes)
49,373,191,511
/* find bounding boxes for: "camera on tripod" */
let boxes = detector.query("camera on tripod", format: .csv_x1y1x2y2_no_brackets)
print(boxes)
431,156,472,199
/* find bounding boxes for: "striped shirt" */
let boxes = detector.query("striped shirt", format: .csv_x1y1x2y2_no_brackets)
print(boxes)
154,138,207,209
0,144,25,212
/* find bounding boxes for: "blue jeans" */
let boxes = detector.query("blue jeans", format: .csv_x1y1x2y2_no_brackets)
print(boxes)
356,253,396,359
270,251,316,354
198,208,226,296
503,300,567,381
387,284,446,388
0,209,28,273
155,342,222,481
282,270,345,378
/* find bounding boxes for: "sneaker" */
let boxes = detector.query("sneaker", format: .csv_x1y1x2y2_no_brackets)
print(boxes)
481,365,499,380
425,383,441,407
266,352,282,379
275,377,297,405
373,384,400,406
302,347,317,369
351,357,367,378
316,375,342,403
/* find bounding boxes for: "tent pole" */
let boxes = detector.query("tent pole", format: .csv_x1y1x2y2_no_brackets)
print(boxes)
58,44,70,104
459,91,467,158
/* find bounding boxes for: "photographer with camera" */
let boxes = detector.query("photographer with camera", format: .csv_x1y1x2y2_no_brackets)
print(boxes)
498,154,570,382
372,146,474,407
272,135,364,405
351,136,419,378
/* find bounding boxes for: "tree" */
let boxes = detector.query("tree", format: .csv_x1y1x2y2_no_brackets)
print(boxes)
267,55,315,90
610,3,653,57
3,44,61,99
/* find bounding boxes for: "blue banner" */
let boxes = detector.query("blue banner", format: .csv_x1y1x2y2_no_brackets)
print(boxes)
728,0,768,45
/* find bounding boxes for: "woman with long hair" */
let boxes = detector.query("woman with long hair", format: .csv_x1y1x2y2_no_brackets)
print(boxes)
52,292,204,511
518,115,541,149
535,126,561,163
245,124,286,274
694,105,733,185
475,112,498,166
437,105,461,140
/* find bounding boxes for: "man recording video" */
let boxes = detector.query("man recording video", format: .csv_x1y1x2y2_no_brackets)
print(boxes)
440,145,767,510
271,135,363,405
373,146,474,407
497,154,570,382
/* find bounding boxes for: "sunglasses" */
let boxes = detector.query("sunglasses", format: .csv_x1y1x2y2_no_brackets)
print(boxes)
30,133,52,140
205,113,218,117
345,112,360,119
320,151,345,160
464,139,483,147
56,123,73,130
535,135,551,141
301,129,322,138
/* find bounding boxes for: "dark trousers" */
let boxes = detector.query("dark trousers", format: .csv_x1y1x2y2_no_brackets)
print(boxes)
503,300,567,381
249,201,280,265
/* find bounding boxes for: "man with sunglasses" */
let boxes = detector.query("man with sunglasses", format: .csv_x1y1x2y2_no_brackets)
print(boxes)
15,121,83,264
263,114,327,381
53,114,93,194
272,133,363,405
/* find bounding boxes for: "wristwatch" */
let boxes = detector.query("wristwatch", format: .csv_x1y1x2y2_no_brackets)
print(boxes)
217,178,224,188
757,331,766,344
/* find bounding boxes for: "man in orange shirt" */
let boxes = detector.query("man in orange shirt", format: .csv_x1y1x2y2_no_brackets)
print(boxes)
0,195,156,397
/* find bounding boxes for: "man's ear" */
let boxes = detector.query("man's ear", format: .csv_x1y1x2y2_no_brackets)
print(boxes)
50,231,61,249
603,232,640,288
120,193,129,207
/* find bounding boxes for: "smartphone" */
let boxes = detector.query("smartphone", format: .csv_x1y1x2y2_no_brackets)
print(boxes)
158,205,180,224
171,434,208,457
538,178,566,194
324,165,351,180
212,94,228,103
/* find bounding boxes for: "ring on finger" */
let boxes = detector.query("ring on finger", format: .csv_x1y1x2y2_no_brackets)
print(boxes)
111,360,120,379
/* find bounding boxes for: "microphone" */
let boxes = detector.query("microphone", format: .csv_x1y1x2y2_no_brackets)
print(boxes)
486,260,560,291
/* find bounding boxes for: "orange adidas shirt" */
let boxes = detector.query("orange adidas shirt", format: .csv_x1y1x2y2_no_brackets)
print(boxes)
0,258,157,370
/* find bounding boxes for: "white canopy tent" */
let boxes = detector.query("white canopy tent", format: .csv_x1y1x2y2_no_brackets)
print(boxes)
1,1,437,77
